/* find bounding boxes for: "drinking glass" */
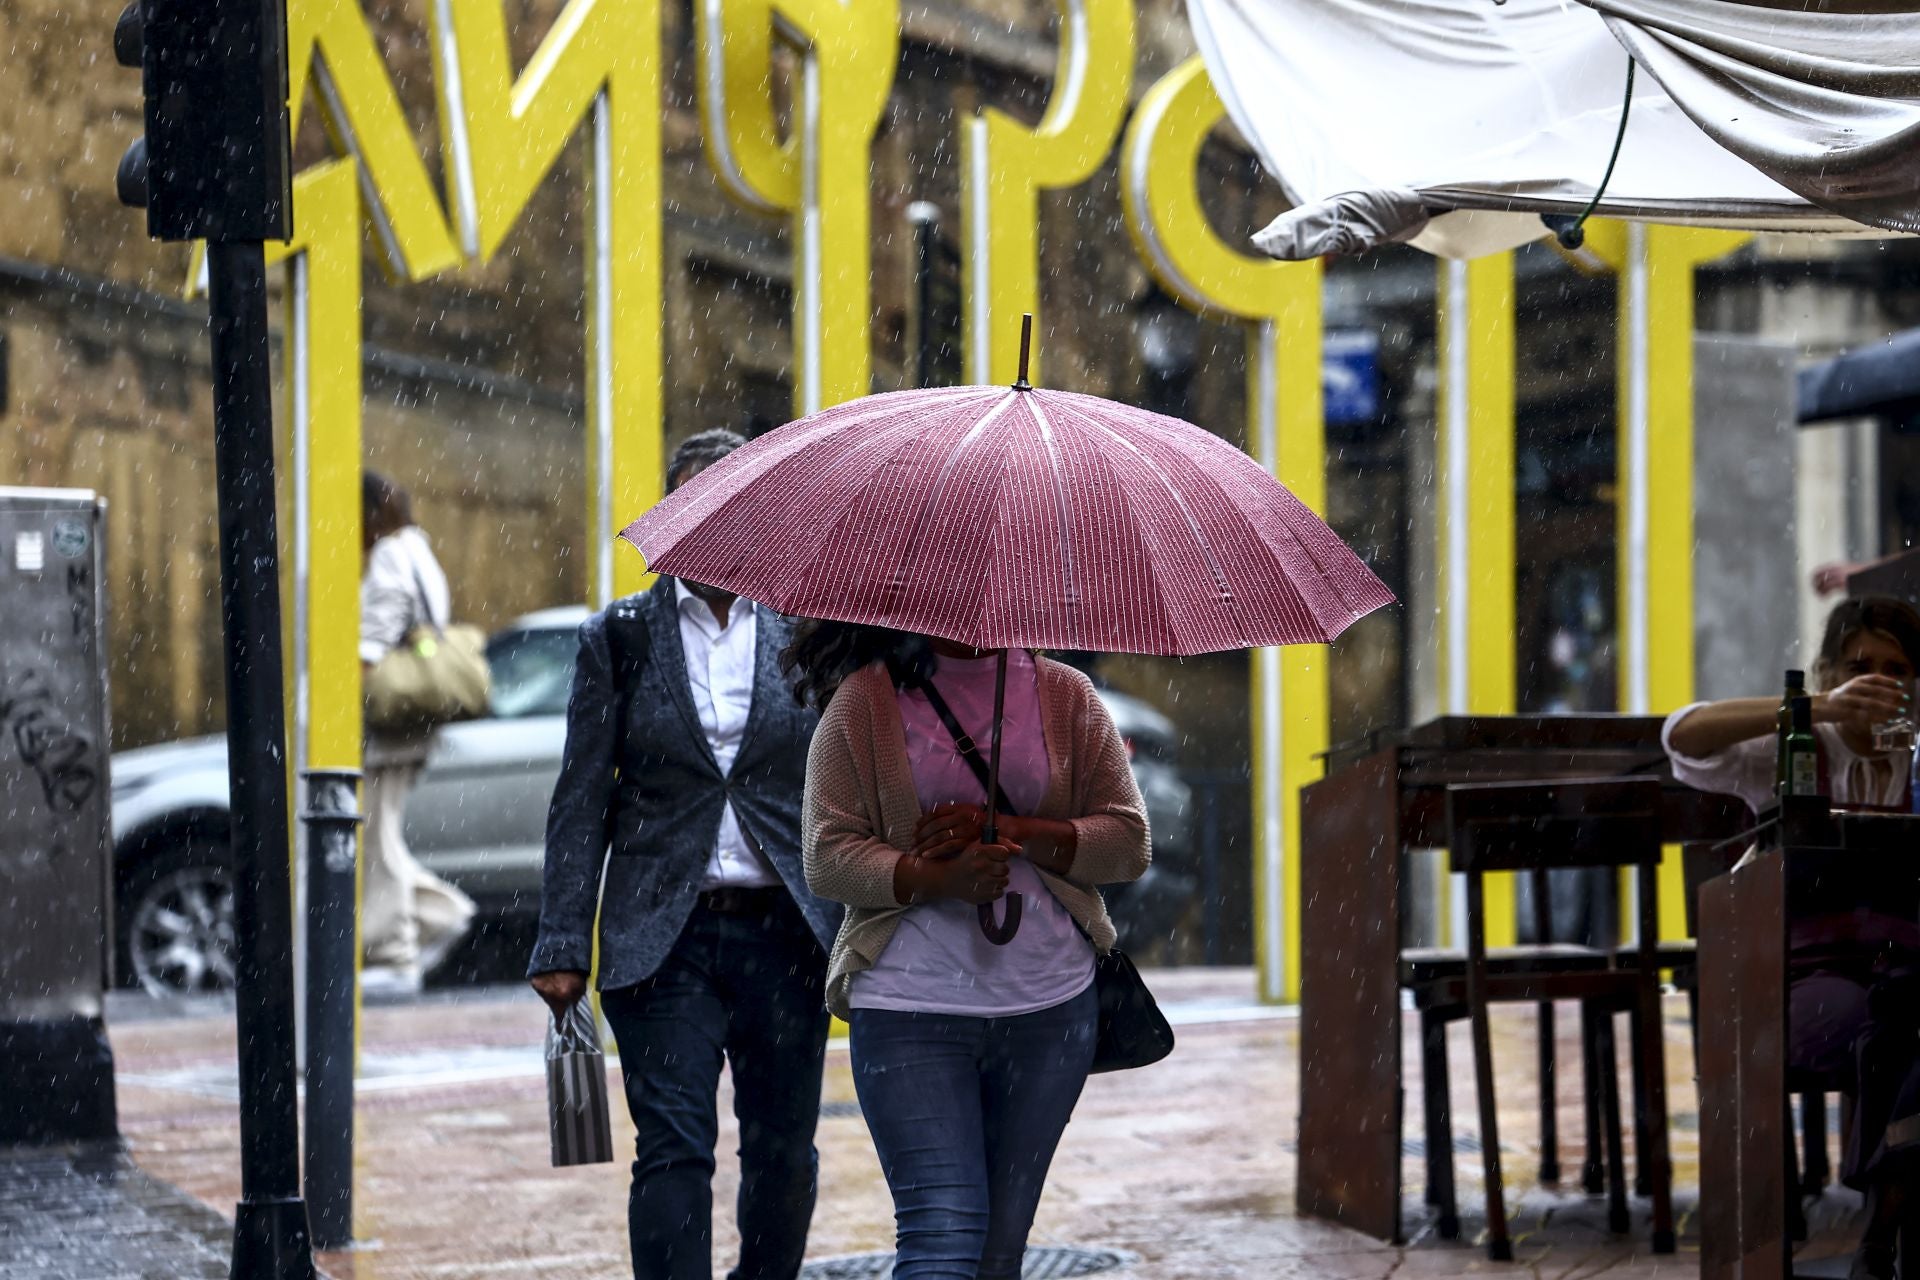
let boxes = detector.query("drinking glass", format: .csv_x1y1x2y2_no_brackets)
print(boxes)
1872,714,1915,755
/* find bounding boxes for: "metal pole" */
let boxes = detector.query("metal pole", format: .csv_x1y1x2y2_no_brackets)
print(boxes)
1201,779,1222,967
207,237,315,1280
301,769,362,1251
906,201,940,389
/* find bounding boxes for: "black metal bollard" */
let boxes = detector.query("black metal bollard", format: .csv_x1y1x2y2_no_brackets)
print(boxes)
300,768,362,1252
207,239,315,1280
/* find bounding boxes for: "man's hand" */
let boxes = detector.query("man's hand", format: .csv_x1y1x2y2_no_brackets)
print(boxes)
1818,675,1911,735
530,970,588,1018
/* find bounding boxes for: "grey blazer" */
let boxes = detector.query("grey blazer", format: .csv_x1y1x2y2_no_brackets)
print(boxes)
527,579,840,989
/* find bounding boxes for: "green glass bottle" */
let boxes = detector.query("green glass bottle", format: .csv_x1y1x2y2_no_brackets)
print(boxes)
1776,669,1806,792
1781,694,1819,798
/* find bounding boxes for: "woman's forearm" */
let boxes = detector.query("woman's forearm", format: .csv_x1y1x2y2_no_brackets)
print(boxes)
1667,697,1789,759
892,854,941,905
1003,816,1077,875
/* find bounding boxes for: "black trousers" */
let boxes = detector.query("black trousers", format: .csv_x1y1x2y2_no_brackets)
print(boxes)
600,892,830,1280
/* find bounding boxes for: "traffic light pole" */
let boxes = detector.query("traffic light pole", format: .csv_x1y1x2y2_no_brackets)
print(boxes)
208,238,316,1280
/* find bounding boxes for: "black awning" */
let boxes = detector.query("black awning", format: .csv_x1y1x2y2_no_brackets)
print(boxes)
1798,327,1920,424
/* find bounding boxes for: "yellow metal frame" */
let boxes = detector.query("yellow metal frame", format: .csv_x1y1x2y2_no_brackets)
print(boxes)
697,0,899,414
1582,221,1750,941
960,0,1133,386
1435,253,1517,946
432,0,666,603
1120,56,1325,1004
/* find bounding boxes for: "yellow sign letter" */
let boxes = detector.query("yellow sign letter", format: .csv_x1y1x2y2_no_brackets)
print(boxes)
697,0,898,413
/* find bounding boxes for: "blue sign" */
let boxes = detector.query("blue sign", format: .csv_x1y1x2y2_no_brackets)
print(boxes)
1322,329,1380,426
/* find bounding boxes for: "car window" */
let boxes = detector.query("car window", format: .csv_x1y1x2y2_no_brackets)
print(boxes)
485,628,577,718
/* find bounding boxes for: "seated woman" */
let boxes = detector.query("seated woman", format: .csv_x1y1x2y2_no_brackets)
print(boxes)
1665,596,1920,1278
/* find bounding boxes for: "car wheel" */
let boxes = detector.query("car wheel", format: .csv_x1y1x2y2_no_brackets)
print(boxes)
118,841,238,996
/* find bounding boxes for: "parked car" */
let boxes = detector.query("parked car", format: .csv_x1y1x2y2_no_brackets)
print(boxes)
108,607,1193,995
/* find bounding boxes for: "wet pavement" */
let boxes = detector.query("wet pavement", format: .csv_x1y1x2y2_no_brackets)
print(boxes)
0,1143,237,1280
99,970,1871,1278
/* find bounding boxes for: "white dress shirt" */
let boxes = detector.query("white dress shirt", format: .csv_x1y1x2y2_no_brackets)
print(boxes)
674,581,779,889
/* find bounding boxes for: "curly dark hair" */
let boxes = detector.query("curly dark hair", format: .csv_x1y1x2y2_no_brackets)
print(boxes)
1811,595,1920,691
780,618,934,710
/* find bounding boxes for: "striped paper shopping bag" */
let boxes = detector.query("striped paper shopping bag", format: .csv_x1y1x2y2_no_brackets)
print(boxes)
546,1001,615,1166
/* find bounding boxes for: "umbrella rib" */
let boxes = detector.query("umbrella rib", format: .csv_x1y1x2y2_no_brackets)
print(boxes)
1027,396,1081,608
1063,404,1237,606
883,390,1021,610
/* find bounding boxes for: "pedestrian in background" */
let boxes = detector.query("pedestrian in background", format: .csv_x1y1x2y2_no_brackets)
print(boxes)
360,470,475,997
529,428,842,1280
788,625,1149,1280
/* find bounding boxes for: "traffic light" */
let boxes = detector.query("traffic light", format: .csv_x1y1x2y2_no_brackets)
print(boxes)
113,0,293,243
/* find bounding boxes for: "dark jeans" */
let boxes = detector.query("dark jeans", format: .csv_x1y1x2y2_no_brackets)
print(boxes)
850,984,1098,1280
600,893,830,1280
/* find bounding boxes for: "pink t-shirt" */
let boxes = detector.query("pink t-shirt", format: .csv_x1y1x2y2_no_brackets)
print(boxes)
849,649,1095,1016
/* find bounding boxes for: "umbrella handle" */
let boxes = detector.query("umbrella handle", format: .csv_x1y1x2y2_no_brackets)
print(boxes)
978,893,1023,945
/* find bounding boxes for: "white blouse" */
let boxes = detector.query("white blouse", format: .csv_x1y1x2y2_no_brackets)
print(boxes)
1662,701,1909,814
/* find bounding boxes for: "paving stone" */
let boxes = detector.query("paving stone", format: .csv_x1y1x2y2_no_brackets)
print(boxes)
101,973,1875,1279
0,1144,232,1280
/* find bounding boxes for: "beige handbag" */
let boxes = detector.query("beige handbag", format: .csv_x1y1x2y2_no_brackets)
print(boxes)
364,564,491,733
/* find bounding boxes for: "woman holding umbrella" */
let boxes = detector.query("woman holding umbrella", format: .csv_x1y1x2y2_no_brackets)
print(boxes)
786,623,1148,1280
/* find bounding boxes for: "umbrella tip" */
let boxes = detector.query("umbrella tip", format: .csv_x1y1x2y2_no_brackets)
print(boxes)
1013,314,1033,391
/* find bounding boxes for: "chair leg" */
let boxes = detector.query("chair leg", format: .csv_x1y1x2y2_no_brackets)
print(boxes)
1580,1002,1606,1195
1421,1007,1460,1239
1628,1002,1650,1199
1595,1007,1630,1236
1633,982,1675,1254
1537,1000,1560,1185
1800,1091,1829,1195
1786,1099,1808,1244
1470,995,1512,1261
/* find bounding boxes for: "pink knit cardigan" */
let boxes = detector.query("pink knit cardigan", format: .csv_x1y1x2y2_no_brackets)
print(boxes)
802,657,1151,1018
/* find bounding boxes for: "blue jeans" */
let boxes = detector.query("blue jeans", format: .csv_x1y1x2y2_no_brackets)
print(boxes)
850,984,1098,1280
600,894,830,1280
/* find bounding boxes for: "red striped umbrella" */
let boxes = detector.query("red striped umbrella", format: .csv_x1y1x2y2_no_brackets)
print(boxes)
624,325,1393,943
621,389,1392,657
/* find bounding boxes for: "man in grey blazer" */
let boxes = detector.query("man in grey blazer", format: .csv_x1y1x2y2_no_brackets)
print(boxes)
529,429,840,1280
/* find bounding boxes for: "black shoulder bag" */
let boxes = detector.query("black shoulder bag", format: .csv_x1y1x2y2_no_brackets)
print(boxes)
905,668,1174,1075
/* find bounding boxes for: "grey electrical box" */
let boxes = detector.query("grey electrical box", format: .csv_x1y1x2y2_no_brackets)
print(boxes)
0,486,116,1144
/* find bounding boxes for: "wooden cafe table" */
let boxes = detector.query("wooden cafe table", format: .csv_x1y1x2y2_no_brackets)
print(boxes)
1295,715,1748,1244
1697,801,1920,1280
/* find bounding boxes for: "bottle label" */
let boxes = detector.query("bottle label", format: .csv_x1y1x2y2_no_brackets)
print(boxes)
1788,752,1818,797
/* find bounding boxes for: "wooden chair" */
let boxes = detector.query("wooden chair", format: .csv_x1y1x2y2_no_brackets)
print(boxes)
1403,907,1621,1242
1421,778,1676,1262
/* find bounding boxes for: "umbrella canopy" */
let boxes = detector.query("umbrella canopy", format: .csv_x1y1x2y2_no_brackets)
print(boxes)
1187,0,1920,261
622,383,1394,656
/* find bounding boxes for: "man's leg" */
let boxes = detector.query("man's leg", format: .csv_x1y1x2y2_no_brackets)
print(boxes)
720,900,831,1280
603,913,729,1280
851,1006,990,1280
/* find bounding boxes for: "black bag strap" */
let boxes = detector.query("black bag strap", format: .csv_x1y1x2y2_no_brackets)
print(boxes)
895,661,1017,819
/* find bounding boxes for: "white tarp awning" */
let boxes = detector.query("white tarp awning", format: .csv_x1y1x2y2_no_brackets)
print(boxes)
1186,0,1920,260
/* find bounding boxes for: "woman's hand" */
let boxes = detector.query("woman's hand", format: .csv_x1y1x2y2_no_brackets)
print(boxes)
914,802,989,860
914,803,1080,876
530,970,588,1018
1818,675,1911,734
895,840,1014,905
